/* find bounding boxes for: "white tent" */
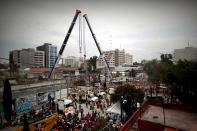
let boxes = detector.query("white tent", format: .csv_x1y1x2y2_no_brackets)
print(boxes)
106,102,126,116
64,99,72,105
107,102,121,114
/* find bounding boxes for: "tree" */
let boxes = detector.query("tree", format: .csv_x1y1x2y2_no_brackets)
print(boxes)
87,56,97,72
160,54,173,64
3,79,12,124
143,59,160,82
111,84,144,116
144,55,197,106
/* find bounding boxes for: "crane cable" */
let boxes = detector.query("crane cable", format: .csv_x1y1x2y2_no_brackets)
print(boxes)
83,16,86,60
79,13,82,54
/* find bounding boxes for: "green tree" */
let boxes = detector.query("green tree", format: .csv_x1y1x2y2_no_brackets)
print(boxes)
143,59,160,82
87,56,97,72
144,54,197,106
111,84,144,116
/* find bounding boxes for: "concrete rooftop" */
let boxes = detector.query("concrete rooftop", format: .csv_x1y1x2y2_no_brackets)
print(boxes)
141,105,197,131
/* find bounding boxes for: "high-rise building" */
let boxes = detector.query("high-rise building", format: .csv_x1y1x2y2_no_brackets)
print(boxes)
115,49,125,66
97,50,115,68
125,53,133,65
9,49,45,68
97,49,129,69
34,50,45,67
9,50,21,67
20,48,35,68
37,43,57,68
174,47,197,62
9,50,20,66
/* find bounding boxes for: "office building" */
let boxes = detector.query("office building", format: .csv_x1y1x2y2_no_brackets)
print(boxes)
10,48,45,68
37,43,57,68
115,49,125,66
34,50,45,67
19,48,35,68
9,50,21,67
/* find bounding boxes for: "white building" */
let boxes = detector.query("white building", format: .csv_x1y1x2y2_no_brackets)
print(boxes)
174,47,197,62
125,53,133,65
63,56,81,68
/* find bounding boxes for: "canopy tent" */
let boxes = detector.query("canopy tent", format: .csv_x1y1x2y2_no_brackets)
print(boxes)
106,102,126,116
64,99,72,105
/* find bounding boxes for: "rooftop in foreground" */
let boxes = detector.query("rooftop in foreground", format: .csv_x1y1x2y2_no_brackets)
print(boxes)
142,105,197,131
120,99,197,131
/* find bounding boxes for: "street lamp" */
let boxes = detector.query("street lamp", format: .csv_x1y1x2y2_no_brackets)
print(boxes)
121,95,123,122
121,96,127,123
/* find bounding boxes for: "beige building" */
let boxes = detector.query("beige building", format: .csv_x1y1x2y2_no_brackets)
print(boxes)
125,53,133,65
97,50,115,68
97,49,133,69
115,49,125,66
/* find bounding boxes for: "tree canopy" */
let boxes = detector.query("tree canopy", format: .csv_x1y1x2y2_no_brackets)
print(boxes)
111,84,144,116
87,56,97,72
144,54,197,106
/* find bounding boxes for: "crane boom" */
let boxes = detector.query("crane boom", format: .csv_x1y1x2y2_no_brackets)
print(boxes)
49,9,81,78
83,14,113,81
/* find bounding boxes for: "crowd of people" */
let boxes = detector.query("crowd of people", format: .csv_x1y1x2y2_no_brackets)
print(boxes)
52,110,102,131
51,86,125,131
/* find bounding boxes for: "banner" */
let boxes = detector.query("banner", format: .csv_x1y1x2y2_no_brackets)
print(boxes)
38,92,55,105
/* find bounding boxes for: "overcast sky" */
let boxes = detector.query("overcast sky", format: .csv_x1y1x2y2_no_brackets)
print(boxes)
0,0,197,62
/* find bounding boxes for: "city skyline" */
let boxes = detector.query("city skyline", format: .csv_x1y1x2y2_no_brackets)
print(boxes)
1,0,197,62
